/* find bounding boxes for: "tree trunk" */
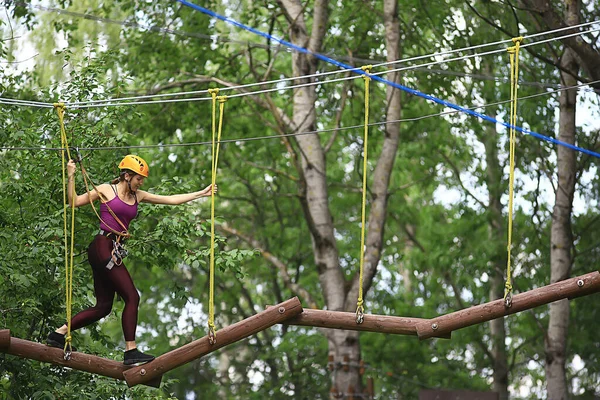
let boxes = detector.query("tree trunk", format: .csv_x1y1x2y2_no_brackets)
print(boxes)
277,0,362,396
337,0,403,395
545,1,579,398
481,96,509,400
489,275,509,400
346,0,402,303
277,0,402,396
402,225,415,295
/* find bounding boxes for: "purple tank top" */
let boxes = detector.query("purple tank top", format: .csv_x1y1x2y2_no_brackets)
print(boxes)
99,186,138,233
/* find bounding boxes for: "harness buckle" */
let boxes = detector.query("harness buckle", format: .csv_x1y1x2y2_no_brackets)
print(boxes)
113,240,128,262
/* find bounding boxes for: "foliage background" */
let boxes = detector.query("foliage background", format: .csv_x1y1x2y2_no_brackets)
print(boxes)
1,0,599,399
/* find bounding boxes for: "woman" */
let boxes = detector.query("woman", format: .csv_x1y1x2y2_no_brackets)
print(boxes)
47,154,217,365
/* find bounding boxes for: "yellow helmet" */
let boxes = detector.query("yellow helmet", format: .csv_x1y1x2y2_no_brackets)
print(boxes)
119,155,149,177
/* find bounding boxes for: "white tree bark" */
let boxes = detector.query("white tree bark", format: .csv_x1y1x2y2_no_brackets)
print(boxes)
277,0,346,313
345,0,402,307
277,0,357,395
276,0,402,396
481,98,509,400
545,1,579,398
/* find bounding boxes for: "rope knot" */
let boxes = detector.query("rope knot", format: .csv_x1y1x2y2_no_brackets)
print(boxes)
208,322,217,345
208,88,220,97
508,37,523,54
217,95,228,103
361,65,372,81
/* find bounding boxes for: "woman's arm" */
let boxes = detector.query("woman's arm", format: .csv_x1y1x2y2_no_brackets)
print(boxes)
66,160,105,208
138,184,217,205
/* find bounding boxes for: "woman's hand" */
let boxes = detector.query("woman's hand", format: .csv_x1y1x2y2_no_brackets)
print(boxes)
201,184,218,197
67,160,77,178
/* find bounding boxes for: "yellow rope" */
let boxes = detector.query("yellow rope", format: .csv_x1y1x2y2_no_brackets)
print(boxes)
356,65,372,324
54,103,76,355
207,89,227,344
504,37,523,308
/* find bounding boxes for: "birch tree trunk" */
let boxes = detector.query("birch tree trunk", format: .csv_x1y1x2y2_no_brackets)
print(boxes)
340,0,402,395
276,0,402,396
277,0,362,396
480,96,509,399
345,0,402,305
545,1,579,398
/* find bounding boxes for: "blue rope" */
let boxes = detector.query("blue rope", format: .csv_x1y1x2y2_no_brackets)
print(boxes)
176,0,600,159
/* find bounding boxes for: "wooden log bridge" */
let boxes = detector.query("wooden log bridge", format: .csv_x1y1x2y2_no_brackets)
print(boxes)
0,329,10,349
416,271,600,340
0,329,162,388
286,309,450,338
123,296,303,387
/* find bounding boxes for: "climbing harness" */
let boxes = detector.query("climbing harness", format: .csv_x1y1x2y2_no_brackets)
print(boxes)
504,37,523,308
207,88,227,344
107,240,128,270
356,65,372,325
99,229,129,270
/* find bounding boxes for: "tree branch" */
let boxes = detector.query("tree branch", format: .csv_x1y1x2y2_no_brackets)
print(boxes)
324,70,353,154
241,160,298,182
218,223,319,309
465,1,590,86
438,150,488,209
145,78,213,95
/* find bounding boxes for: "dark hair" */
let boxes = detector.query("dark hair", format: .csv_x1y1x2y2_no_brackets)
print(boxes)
111,169,136,185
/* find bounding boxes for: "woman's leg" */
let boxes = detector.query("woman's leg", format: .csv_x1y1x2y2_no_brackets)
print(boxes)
68,236,116,329
48,236,115,348
103,263,140,344
86,235,140,343
67,266,115,330
104,261,154,364
50,235,153,363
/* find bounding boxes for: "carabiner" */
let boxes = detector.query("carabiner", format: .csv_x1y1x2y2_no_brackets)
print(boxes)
70,147,83,164
504,292,513,308
208,327,217,345
355,304,365,324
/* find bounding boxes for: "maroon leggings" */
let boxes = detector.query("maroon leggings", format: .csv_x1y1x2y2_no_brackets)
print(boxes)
69,235,139,341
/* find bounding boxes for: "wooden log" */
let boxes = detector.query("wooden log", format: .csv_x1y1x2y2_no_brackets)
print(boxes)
0,330,161,388
286,309,451,338
123,296,303,387
416,271,600,340
0,329,10,349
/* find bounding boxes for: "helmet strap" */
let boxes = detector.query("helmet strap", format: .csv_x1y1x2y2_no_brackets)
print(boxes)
126,178,136,195
121,171,137,195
